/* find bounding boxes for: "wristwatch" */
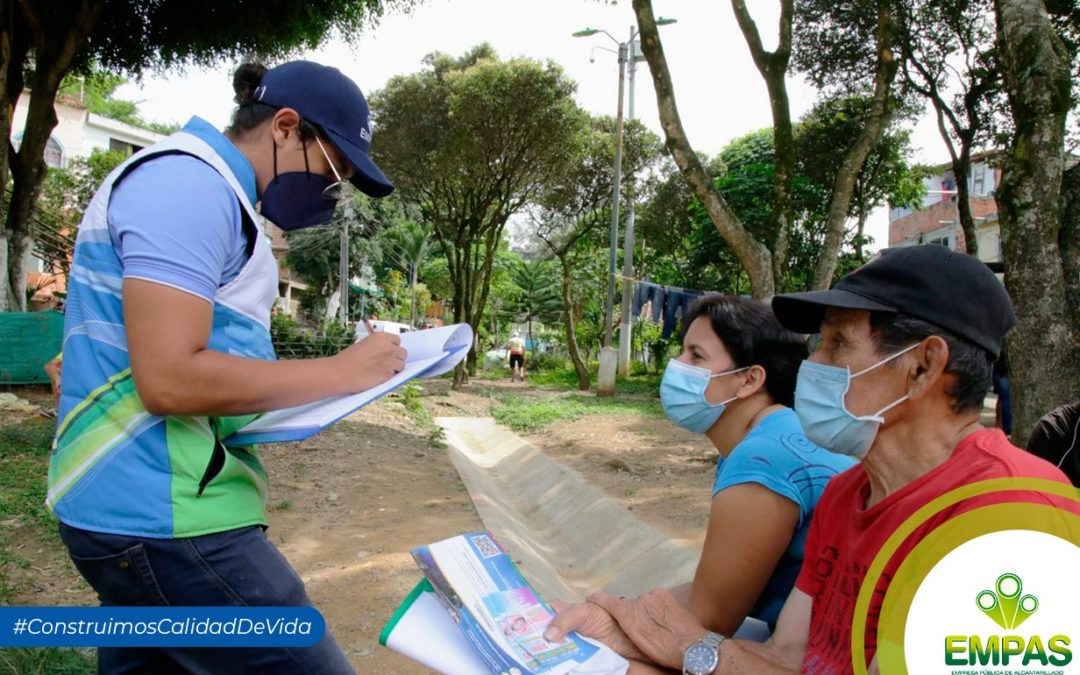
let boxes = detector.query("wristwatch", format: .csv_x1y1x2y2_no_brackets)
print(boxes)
682,631,725,675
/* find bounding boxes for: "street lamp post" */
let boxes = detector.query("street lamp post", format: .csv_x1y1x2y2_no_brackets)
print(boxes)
617,35,643,377
574,18,675,392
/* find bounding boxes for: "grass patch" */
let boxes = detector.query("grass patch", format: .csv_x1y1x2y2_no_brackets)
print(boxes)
491,392,663,433
0,419,58,572
526,366,662,399
0,647,95,674
392,383,446,448
0,419,94,672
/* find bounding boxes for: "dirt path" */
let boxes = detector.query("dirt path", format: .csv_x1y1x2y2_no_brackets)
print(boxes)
3,379,727,673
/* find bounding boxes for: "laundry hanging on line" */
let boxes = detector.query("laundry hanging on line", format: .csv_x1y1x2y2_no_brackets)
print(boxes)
629,280,708,339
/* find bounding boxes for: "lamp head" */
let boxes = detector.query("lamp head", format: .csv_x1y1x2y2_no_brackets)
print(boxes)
573,28,600,37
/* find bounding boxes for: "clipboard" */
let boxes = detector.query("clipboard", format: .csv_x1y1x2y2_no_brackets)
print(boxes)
225,323,472,445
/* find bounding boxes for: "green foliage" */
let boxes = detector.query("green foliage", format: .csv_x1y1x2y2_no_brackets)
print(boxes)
270,313,354,358
284,187,403,298
40,148,128,222
520,350,565,373
490,392,663,433
379,220,435,325
0,419,60,602
638,94,923,293
371,45,585,351
0,647,95,674
501,257,561,335
59,69,179,135
390,382,446,447
64,1,408,76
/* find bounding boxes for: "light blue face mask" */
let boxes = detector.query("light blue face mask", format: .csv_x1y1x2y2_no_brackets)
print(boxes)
793,343,919,459
660,359,749,434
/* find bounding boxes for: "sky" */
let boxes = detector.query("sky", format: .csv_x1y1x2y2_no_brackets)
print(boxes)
116,0,953,253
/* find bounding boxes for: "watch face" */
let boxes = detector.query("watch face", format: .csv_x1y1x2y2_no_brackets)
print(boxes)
684,642,719,675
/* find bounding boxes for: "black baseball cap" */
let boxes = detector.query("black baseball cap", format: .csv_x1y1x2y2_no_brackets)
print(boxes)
255,60,394,198
771,245,1016,357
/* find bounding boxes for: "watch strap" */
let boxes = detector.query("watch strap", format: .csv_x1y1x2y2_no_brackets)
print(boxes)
702,631,725,650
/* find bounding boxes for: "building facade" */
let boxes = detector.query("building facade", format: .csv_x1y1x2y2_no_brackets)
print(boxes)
888,154,1002,265
12,94,308,319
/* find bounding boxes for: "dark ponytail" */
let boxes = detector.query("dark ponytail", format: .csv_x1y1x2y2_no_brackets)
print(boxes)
226,61,321,141
232,62,267,105
226,62,275,137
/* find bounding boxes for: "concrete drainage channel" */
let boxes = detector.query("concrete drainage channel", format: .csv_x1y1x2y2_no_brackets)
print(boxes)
435,416,701,602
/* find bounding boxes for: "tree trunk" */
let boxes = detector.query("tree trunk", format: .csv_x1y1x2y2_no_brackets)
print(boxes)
811,0,898,290
1060,162,1080,320
632,0,775,299
0,0,21,310
559,255,590,391
993,0,1077,442
3,0,102,311
731,0,794,292
409,264,417,328
952,149,980,255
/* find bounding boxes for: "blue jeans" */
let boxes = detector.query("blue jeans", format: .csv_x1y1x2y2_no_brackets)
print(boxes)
59,523,354,675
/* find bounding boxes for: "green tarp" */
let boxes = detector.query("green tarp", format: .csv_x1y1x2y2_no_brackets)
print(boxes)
0,311,63,384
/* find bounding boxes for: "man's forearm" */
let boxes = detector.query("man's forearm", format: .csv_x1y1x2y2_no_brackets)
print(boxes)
718,639,801,674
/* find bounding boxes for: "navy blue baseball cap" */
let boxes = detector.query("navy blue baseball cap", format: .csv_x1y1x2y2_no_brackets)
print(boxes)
255,60,394,198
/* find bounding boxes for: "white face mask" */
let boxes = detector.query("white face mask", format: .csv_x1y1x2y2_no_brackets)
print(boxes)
793,343,919,459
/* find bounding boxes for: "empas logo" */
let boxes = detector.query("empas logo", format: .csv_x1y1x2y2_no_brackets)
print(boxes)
945,573,1072,668
977,572,1037,630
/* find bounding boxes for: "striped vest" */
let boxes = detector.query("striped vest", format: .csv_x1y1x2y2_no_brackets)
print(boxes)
47,132,279,538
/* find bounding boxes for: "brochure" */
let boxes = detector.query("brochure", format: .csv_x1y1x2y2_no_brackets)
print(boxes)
382,532,628,675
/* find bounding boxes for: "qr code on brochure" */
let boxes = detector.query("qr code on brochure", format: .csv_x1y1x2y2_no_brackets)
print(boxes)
471,534,501,558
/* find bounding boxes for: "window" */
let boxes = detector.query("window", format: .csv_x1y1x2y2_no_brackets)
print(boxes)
972,165,986,196
43,137,63,168
109,138,134,155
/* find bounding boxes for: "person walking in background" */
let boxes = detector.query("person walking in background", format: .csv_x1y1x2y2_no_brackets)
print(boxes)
508,330,527,383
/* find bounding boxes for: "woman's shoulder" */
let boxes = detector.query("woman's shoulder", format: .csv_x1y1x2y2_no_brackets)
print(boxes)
738,408,855,469
717,409,857,508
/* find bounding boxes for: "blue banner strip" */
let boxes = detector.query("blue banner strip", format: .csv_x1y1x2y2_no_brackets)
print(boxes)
0,607,325,648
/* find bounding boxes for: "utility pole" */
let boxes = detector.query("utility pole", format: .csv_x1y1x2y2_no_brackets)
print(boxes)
617,30,642,377
339,203,350,325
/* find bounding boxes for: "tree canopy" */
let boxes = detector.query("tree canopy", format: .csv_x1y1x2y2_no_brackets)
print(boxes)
1,0,407,311
370,44,584,385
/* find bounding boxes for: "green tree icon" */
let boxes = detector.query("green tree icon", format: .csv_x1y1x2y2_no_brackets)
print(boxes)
976,573,1039,630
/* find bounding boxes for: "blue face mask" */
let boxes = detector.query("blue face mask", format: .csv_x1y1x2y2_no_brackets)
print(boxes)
793,343,918,459
259,138,339,232
660,359,749,434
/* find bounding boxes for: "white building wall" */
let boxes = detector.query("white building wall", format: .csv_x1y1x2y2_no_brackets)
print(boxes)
10,93,163,165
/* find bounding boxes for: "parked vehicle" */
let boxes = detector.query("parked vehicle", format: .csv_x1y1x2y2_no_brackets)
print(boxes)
354,319,412,342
